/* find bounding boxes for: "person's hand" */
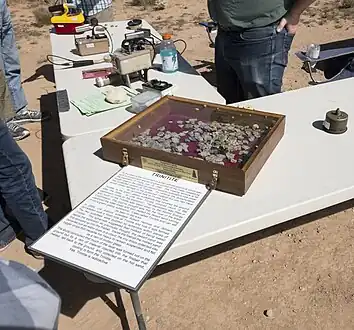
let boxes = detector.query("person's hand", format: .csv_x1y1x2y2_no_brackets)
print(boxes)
276,13,300,34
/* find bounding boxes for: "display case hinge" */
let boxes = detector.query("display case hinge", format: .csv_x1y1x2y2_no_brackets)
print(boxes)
207,170,219,190
122,148,129,166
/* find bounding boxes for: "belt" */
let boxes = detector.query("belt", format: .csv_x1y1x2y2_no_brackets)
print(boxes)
218,25,244,32
218,21,279,33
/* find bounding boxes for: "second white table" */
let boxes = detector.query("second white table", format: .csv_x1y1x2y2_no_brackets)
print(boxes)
50,20,224,139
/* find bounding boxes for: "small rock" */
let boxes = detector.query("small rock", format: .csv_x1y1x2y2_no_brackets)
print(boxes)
264,309,275,318
145,315,151,322
288,233,293,237
252,259,257,263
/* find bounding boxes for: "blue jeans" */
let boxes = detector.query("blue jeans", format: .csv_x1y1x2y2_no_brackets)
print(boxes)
215,23,294,104
0,120,47,248
0,0,27,113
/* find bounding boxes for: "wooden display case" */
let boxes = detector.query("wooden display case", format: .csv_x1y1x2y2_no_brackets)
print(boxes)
101,96,285,196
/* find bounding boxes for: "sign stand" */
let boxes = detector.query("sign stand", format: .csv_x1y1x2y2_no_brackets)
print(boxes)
113,288,146,330
30,166,211,330
129,290,146,330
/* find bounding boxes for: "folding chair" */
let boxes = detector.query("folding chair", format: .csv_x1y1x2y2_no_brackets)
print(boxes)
199,21,217,48
295,38,354,85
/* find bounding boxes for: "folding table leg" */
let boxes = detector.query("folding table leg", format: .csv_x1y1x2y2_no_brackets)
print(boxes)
114,288,125,310
129,290,146,330
124,74,131,88
113,288,130,329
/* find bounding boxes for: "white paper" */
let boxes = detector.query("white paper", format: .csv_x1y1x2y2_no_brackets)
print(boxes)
31,166,208,290
323,120,330,130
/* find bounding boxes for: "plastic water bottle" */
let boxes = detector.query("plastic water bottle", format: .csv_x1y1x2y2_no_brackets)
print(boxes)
160,33,178,73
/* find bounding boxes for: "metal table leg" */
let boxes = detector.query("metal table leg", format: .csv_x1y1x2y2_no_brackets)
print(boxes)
130,291,146,330
124,74,131,88
114,288,130,330
114,288,124,307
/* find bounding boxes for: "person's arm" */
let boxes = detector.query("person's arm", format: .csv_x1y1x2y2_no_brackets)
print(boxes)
277,0,316,34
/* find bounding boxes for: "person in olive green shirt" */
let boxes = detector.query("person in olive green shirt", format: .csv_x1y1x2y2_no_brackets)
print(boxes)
208,0,316,104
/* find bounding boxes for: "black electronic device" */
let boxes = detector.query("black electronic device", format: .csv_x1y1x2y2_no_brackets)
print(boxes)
56,89,70,112
74,16,111,56
323,108,349,134
121,29,152,54
90,17,99,27
127,19,142,30
142,79,172,91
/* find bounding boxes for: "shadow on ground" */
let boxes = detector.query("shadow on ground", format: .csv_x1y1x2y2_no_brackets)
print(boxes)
38,260,130,329
39,92,71,222
193,60,217,87
37,196,354,328
153,198,354,277
23,64,55,84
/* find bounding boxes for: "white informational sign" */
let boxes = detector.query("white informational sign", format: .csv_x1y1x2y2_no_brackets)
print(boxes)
31,166,209,290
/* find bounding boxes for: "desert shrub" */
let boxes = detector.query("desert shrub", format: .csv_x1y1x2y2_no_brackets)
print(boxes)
131,0,156,6
340,0,354,9
32,7,51,27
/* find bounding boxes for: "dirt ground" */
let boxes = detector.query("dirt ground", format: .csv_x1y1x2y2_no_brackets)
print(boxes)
3,0,354,329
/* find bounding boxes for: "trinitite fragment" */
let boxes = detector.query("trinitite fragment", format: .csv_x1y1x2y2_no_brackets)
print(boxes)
131,119,267,165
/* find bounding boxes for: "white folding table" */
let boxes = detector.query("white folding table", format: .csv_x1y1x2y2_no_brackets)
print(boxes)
49,20,225,139
62,77,354,265
58,46,354,329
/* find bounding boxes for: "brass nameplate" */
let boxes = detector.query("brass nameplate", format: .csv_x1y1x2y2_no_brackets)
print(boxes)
141,157,199,183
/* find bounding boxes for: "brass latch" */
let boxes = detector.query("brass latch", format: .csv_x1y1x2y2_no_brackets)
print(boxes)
122,148,129,166
207,170,219,190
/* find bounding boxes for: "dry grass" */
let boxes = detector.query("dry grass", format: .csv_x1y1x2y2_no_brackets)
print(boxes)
303,0,354,28
15,0,354,39
32,6,51,27
341,0,354,9
131,0,167,10
131,0,156,7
